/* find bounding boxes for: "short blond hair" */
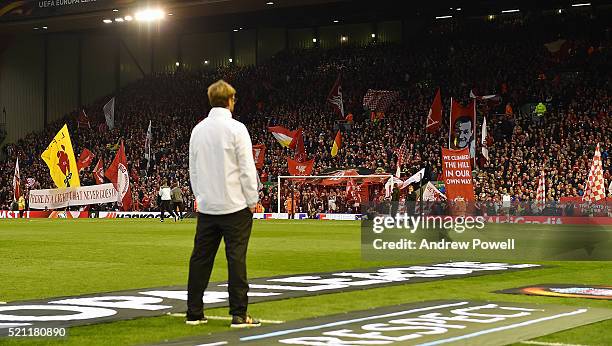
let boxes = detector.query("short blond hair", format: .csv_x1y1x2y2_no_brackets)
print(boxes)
207,80,236,108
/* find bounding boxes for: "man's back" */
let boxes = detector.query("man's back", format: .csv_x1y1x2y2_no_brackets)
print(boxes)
171,187,183,202
189,107,258,215
159,185,172,201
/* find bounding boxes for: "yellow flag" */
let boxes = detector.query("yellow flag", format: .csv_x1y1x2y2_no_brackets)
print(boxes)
331,130,342,157
41,124,81,188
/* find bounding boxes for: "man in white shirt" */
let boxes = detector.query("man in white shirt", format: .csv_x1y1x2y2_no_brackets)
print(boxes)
187,80,260,328
158,179,176,222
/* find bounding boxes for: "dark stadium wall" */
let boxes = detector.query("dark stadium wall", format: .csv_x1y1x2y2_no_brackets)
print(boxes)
0,18,403,147
120,34,153,87
257,27,285,62
378,21,402,43
289,28,316,50
0,36,44,144
181,32,231,71
235,29,256,67
81,35,116,106
47,34,79,124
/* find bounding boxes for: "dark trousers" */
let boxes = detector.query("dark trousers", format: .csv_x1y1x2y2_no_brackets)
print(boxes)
160,200,176,220
173,201,185,218
187,208,252,319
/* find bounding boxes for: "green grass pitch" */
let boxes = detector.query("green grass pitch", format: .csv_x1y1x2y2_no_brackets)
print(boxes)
0,219,610,345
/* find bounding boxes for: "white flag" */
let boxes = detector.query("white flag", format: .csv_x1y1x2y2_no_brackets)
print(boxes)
145,120,152,171
103,97,115,130
422,181,446,201
13,158,20,201
401,168,425,189
481,116,489,161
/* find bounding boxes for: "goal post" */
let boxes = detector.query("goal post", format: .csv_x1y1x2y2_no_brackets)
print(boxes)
276,174,393,214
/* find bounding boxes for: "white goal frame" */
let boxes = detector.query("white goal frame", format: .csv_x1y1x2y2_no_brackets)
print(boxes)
276,174,393,213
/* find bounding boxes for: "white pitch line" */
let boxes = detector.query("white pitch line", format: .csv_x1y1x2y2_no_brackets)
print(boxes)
521,341,591,346
166,312,284,324
195,342,227,346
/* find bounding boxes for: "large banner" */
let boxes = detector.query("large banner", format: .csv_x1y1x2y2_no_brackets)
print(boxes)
449,98,476,158
441,147,475,202
29,183,118,210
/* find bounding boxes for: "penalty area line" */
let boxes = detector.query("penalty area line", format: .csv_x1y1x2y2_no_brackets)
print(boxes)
521,341,591,346
166,312,285,324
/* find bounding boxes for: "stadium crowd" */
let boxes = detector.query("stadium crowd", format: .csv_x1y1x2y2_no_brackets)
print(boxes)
0,14,610,215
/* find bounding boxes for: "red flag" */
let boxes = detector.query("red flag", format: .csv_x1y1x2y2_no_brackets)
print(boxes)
449,98,476,159
77,148,95,171
327,73,344,117
426,88,442,133
583,143,606,202
252,144,266,169
93,158,105,184
363,89,399,113
331,130,342,157
536,170,546,211
370,111,385,122
13,158,20,201
291,129,307,162
287,157,314,176
345,113,354,122
77,109,91,129
268,126,297,148
394,140,409,177
104,141,132,210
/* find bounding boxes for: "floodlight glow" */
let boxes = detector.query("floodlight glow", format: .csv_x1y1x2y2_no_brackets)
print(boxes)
435,15,452,19
124,15,133,21
175,62,180,67
112,9,119,12
115,17,124,22
266,1,274,5
103,19,112,23
571,3,591,7
333,20,339,23
229,58,233,63
204,60,209,64
312,38,317,43
371,33,376,38
135,9,165,22
501,9,520,13
42,26,48,29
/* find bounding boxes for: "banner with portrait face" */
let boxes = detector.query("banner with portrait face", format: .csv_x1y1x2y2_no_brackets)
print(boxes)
449,98,476,159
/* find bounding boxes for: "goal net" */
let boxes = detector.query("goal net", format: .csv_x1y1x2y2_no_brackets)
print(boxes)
275,174,393,217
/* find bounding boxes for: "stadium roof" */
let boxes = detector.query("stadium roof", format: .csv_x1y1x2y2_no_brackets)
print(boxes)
0,0,608,35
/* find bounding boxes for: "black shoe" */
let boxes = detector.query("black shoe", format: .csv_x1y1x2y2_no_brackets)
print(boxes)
231,315,261,328
185,315,208,325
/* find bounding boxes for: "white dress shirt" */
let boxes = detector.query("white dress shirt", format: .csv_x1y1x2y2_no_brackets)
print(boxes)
159,186,172,201
189,107,259,215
